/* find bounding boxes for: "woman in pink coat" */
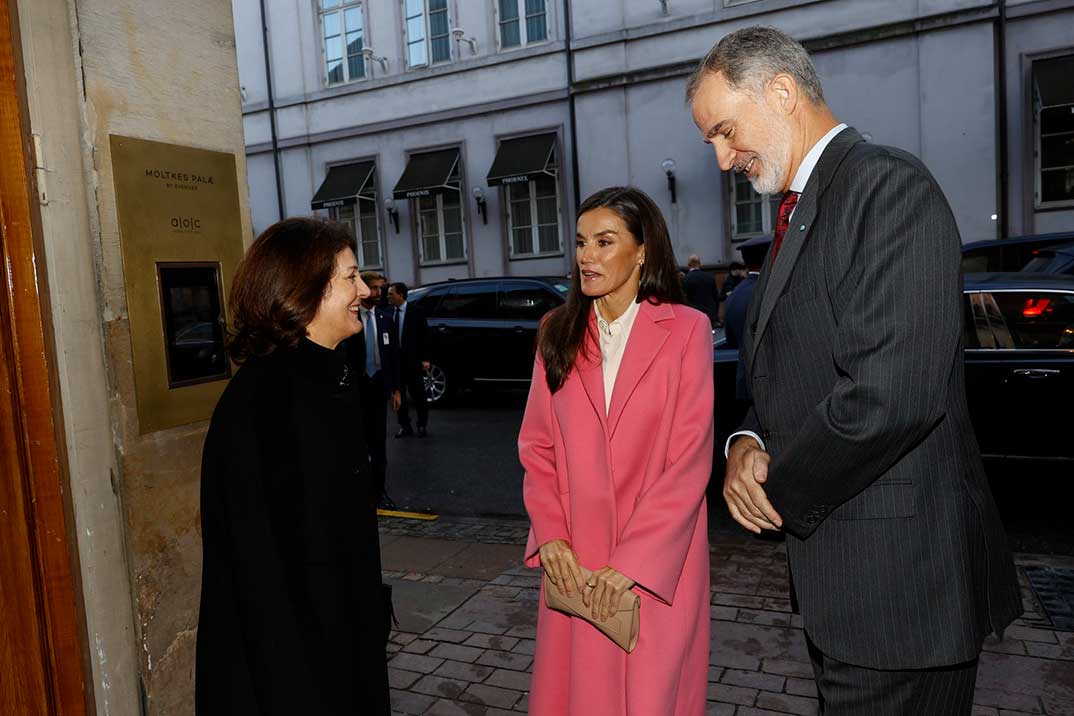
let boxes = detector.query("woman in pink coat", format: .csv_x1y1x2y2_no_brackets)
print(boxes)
521,186,714,715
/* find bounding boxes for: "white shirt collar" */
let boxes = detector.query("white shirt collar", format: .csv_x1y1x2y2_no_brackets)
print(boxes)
789,123,848,194
398,301,407,312
594,297,641,338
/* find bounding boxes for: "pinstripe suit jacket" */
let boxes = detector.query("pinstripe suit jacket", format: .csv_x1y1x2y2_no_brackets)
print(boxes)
737,127,1022,670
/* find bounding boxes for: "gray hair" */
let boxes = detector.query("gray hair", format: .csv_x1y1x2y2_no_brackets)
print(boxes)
685,26,824,105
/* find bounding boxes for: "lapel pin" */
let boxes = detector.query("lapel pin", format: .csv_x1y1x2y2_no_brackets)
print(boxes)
799,224,806,231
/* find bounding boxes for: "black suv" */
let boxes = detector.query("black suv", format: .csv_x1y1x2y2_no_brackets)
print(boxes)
408,277,569,402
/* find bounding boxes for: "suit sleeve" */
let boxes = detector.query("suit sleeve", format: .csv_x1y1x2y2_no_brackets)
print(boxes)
766,154,963,538
200,413,326,713
520,353,571,568
609,313,714,604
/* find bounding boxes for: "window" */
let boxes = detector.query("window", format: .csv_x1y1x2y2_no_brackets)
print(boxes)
983,291,1074,349
416,163,465,264
507,174,561,258
330,200,382,269
1033,55,1074,208
436,283,498,319
405,0,450,68
729,173,780,240
320,0,365,85
498,0,547,49
499,281,560,320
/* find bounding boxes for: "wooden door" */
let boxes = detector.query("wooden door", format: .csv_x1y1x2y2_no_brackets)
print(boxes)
0,0,92,713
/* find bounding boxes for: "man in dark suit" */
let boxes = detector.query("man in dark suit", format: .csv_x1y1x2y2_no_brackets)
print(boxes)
723,244,764,402
688,27,1021,714
388,282,430,438
347,271,401,508
683,254,719,326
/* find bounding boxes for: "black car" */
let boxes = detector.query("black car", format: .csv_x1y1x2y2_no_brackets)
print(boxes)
1020,242,1074,276
713,273,1074,465
961,231,1074,274
408,276,570,402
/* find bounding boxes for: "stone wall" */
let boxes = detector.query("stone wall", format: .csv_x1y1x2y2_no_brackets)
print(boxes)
18,0,252,713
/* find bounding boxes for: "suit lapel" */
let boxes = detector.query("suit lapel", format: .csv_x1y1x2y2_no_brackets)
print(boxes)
750,127,863,370
607,301,672,438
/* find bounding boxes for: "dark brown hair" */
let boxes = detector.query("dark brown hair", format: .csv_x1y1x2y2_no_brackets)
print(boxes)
227,217,353,363
538,186,685,393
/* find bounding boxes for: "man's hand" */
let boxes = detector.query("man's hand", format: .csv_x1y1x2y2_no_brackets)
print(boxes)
421,361,431,372
538,539,586,598
583,566,636,623
391,390,402,412
723,436,783,534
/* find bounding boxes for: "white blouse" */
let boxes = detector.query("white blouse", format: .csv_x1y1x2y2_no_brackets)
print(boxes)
594,297,641,415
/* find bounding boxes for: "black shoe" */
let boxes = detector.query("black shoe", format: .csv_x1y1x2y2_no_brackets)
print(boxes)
416,427,427,438
395,427,414,439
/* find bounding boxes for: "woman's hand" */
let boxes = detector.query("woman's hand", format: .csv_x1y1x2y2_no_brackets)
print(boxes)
583,567,636,623
538,539,586,598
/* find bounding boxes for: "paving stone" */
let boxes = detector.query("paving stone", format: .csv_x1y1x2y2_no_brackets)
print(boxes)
391,688,437,715
1025,642,1074,661
430,643,486,663
434,660,495,683
484,668,532,692
463,633,520,651
708,666,725,683
708,682,758,706
387,642,403,655
393,632,421,646
389,668,423,690
1004,625,1058,644
712,606,740,621
738,708,795,716
735,608,793,627
477,650,533,671
761,658,814,679
390,653,446,674
972,707,1000,716
469,621,512,635
706,702,737,715
713,593,769,609
412,674,470,700
785,676,818,698
514,693,529,712
755,691,819,715
404,639,438,654
983,636,1027,656
505,625,537,639
425,628,471,643
973,688,1044,713
461,682,524,709
511,639,536,655
721,668,785,693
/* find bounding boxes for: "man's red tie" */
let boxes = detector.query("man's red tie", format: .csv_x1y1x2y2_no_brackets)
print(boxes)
771,191,800,262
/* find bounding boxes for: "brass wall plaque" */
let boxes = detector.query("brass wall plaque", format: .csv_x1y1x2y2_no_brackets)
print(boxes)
110,136,244,433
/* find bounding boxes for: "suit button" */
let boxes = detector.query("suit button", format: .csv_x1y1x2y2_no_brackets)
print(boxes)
761,431,771,440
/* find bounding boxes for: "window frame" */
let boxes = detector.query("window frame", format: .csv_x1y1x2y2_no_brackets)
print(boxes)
318,0,368,87
505,173,563,260
402,0,453,70
495,0,550,52
1031,52,1074,211
728,172,779,242
329,199,384,270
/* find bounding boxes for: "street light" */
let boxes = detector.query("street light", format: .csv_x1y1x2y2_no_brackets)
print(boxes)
661,158,677,204
384,198,400,233
473,186,488,224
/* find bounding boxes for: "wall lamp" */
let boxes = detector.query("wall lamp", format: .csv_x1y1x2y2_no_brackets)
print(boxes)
384,198,400,233
661,158,677,204
658,0,670,15
473,186,488,224
361,47,389,73
451,28,478,55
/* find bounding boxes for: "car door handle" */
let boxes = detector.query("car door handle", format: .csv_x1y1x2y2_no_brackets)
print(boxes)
512,326,525,333
1010,368,1060,379
437,326,450,333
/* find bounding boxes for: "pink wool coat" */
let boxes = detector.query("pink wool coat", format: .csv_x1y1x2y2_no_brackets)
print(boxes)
521,300,714,716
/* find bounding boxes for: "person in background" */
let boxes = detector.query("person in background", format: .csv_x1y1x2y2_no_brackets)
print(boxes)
683,254,719,327
196,217,390,715
723,246,764,402
719,261,747,304
388,282,430,438
348,271,401,509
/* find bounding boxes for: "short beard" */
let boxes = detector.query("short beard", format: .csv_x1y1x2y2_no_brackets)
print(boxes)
748,111,792,195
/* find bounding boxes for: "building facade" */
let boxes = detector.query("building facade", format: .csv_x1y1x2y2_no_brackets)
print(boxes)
236,0,1074,284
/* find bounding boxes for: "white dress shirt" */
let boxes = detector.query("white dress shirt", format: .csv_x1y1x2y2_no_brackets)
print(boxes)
359,305,381,371
594,297,641,415
396,301,407,340
725,123,848,458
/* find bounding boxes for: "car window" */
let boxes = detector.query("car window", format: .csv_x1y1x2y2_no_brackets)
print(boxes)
963,293,994,349
984,291,1074,349
410,286,447,316
499,281,561,320
436,283,499,319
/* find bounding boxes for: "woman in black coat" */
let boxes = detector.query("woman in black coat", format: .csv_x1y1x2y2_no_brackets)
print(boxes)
196,217,390,715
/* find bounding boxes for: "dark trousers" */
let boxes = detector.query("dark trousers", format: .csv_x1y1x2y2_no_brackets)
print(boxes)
361,371,389,500
807,635,978,716
396,369,428,431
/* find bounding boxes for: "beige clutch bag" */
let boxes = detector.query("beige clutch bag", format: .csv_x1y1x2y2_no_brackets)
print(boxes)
543,567,640,653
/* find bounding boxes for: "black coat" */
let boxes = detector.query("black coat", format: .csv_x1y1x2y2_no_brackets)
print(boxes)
196,339,389,715
349,304,400,393
722,273,758,401
683,268,718,322
736,127,1021,670
395,302,429,376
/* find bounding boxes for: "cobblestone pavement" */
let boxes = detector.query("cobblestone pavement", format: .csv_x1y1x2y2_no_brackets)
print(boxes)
379,516,1074,716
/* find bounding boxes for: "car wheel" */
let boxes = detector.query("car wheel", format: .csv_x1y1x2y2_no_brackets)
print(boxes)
424,363,448,404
